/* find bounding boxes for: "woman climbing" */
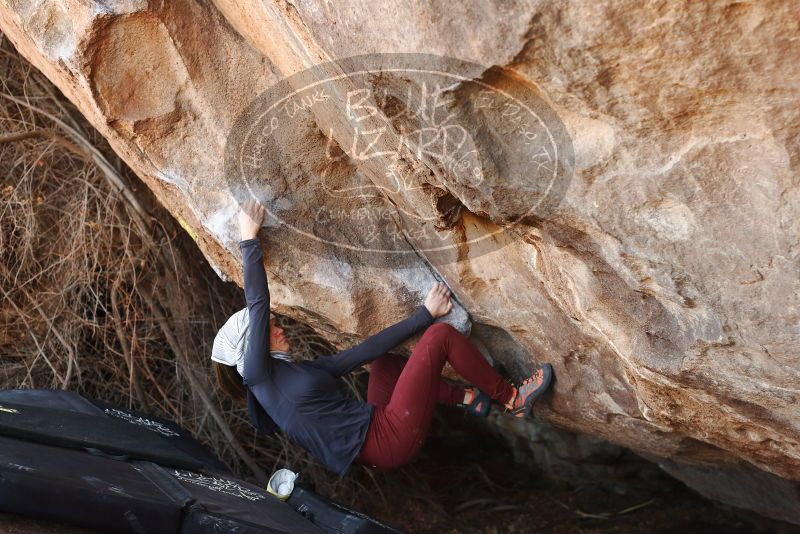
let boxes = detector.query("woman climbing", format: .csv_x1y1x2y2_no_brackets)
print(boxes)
211,199,554,476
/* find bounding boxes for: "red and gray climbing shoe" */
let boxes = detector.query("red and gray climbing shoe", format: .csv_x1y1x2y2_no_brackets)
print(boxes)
505,363,554,418
457,387,492,417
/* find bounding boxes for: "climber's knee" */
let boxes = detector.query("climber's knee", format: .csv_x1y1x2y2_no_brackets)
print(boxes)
422,323,457,346
424,322,457,339
419,323,457,358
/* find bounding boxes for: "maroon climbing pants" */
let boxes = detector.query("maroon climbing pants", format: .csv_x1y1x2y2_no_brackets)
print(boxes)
354,323,515,470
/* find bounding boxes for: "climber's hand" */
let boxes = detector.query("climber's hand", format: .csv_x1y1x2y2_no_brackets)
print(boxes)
238,198,265,241
424,282,454,319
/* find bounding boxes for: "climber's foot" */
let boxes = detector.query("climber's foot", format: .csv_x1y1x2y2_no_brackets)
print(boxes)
505,363,553,418
457,386,492,418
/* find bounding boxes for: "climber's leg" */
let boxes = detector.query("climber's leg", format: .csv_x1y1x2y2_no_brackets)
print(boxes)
367,352,465,407
355,323,516,470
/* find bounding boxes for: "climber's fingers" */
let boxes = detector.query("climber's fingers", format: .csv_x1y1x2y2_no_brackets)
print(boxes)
238,198,265,240
441,283,452,301
434,282,450,297
242,198,264,219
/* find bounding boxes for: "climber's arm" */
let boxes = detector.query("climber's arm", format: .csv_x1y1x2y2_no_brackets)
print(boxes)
239,200,273,387
309,305,434,378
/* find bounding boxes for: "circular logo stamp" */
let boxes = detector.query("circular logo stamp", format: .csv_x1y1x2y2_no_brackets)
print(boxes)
225,54,573,267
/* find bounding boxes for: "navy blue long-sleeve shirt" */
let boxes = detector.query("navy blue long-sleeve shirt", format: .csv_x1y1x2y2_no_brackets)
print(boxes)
239,238,435,477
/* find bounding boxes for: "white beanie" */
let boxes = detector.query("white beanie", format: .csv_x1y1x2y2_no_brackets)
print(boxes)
212,308,293,377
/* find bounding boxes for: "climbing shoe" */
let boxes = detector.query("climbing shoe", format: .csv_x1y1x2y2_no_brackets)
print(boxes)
504,363,554,418
457,386,492,417
456,360,506,418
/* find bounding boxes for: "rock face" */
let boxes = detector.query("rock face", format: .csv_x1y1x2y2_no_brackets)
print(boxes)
1,0,798,523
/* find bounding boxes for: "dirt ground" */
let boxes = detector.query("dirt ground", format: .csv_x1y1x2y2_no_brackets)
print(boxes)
348,407,800,534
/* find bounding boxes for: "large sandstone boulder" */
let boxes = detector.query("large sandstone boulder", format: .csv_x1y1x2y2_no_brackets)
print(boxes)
1,0,797,523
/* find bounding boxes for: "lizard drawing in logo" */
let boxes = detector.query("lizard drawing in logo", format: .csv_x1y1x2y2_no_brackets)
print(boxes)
318,82,484,223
